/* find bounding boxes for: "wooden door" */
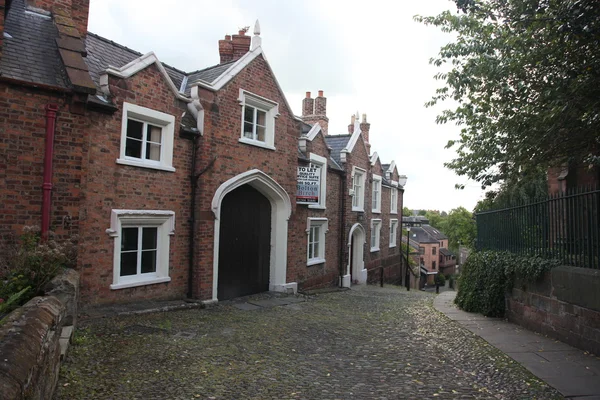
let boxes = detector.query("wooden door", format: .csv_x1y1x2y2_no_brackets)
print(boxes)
218,184,271,300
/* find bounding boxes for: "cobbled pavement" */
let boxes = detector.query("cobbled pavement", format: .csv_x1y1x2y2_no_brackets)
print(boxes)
55,286,562,399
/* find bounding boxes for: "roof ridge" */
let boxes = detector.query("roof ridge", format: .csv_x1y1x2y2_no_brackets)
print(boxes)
87,32,191,76
87,32,143,58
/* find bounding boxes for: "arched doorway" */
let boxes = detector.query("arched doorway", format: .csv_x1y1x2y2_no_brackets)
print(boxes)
211,169,294,301
342,223,366,287
217,185,271,300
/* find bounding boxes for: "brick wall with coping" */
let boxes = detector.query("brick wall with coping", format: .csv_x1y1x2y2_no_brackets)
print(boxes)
507,266,600,355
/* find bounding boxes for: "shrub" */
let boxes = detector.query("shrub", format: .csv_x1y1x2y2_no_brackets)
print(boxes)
434,273,446,286
454,250,559,317
0,227,77,316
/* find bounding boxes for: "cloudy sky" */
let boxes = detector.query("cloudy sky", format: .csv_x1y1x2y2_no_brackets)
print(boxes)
88,0,486,213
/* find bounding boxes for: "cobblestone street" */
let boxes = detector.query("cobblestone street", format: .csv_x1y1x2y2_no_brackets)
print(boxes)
55,286,561,399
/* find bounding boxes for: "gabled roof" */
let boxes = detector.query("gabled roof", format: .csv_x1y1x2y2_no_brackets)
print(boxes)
440,248,455,256
421,225,448,240
324,134,351,165
408,227,439,244
0,0,68,88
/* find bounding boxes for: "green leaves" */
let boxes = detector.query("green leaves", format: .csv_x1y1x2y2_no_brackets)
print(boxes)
455,250,559,317
417,0,600,187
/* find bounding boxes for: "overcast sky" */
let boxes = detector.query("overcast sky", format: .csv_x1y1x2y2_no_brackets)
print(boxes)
88,0,486,213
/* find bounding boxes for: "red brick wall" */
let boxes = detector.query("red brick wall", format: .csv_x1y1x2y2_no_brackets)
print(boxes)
193,54,302,299
289,130,342,291
76,64,193,303
0,84,83,244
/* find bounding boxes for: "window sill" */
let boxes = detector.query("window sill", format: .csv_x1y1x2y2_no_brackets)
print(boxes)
110,276,171,290
372,209,381,214
390,210,398,215
308,205,326,210
389,243,397,248
352,207,364,212
307,258,326,267
370,247,380,253
238,137,276,151
116,158,176,172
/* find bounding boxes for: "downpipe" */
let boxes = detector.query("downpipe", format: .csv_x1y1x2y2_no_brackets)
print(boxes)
41,104,59,240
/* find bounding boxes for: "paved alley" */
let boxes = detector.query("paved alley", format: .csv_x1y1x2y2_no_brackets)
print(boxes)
55,286,561,399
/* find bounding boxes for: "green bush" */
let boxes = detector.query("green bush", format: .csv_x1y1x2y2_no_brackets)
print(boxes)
0,227,77,317
454,251,559,317
434,273,446,286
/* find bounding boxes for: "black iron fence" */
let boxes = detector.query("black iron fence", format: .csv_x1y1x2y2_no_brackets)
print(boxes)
476,187,599,269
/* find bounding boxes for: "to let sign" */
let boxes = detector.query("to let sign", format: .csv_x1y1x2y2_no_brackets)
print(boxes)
297,165,320,204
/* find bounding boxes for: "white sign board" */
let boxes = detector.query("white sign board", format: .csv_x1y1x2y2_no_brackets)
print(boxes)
297,165,321,204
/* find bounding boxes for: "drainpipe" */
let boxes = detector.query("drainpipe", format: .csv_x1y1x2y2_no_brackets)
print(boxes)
41,104,59,240
338,172,346,287
186,134,199,299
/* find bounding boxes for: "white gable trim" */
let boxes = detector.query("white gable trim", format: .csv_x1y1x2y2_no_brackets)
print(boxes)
306,122,322,141
370,151,379,166
345,120,362,154
386,161,396,175
101,52,190,103
193,48,262,91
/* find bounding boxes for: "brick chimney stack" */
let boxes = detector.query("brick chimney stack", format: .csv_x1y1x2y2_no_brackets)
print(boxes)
348,113,357,134
301,90,329,135
302,92,315,117
219,28,251,64
29,0,89,36
360,113,370,143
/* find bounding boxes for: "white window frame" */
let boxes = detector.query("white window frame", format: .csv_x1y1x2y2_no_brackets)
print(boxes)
390,188,398,214
351,166,366,212
106,210,175,290
370,219,382,252
389,219,398,247
117,102,176,172
372,174,382,213
238,89,279,151
308,153,327,210
306,218,328,266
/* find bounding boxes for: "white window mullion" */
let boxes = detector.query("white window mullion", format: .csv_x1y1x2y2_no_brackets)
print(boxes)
136,227,143,275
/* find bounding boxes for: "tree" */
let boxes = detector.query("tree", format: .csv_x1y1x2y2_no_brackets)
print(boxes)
416,0,600,188
425,210,445,230
402,207,412,217
442,207,476,251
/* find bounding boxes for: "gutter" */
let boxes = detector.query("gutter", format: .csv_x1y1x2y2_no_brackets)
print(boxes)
338,171,346,286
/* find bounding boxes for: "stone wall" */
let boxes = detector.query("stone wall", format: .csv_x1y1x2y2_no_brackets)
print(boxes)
0,269,79,400
507,266,600,355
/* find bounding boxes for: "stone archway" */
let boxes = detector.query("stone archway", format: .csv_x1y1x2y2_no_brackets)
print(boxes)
341,223,367,287
211,169,295,301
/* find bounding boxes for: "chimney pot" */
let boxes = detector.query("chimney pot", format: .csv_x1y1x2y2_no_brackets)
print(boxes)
225,34,231,40
238,29,245,35
318,90,324,97
306,91,311,98
362,113,367,123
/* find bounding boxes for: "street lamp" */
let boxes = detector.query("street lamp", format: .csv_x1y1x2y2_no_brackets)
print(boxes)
405,227,410,291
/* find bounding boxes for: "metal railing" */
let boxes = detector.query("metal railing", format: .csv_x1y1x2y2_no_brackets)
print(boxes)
476,186,599,269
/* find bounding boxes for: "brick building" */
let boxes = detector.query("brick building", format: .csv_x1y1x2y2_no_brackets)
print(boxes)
402,216,456,284
0,0,407,304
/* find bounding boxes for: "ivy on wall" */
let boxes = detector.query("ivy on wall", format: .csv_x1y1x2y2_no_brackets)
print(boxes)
455,251,560,317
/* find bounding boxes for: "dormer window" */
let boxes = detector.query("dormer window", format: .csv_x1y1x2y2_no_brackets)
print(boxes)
238,89,279,150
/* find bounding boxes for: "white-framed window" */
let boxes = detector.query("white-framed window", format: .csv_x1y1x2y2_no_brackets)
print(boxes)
389,219,398,247
117,102,176,172
238,89,279,150
372,174,382,213
351,167,366,211
106,210,175,290
370,219,381,252
390,188,398,214
306,218,328,266
309,153,327,210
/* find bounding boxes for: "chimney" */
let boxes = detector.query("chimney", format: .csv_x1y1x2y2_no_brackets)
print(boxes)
302,92,314,116
348,113,357,134
219,27,251,64
219,34,234,63
301,90,329,135
29,0,89,36
360,113,370,143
